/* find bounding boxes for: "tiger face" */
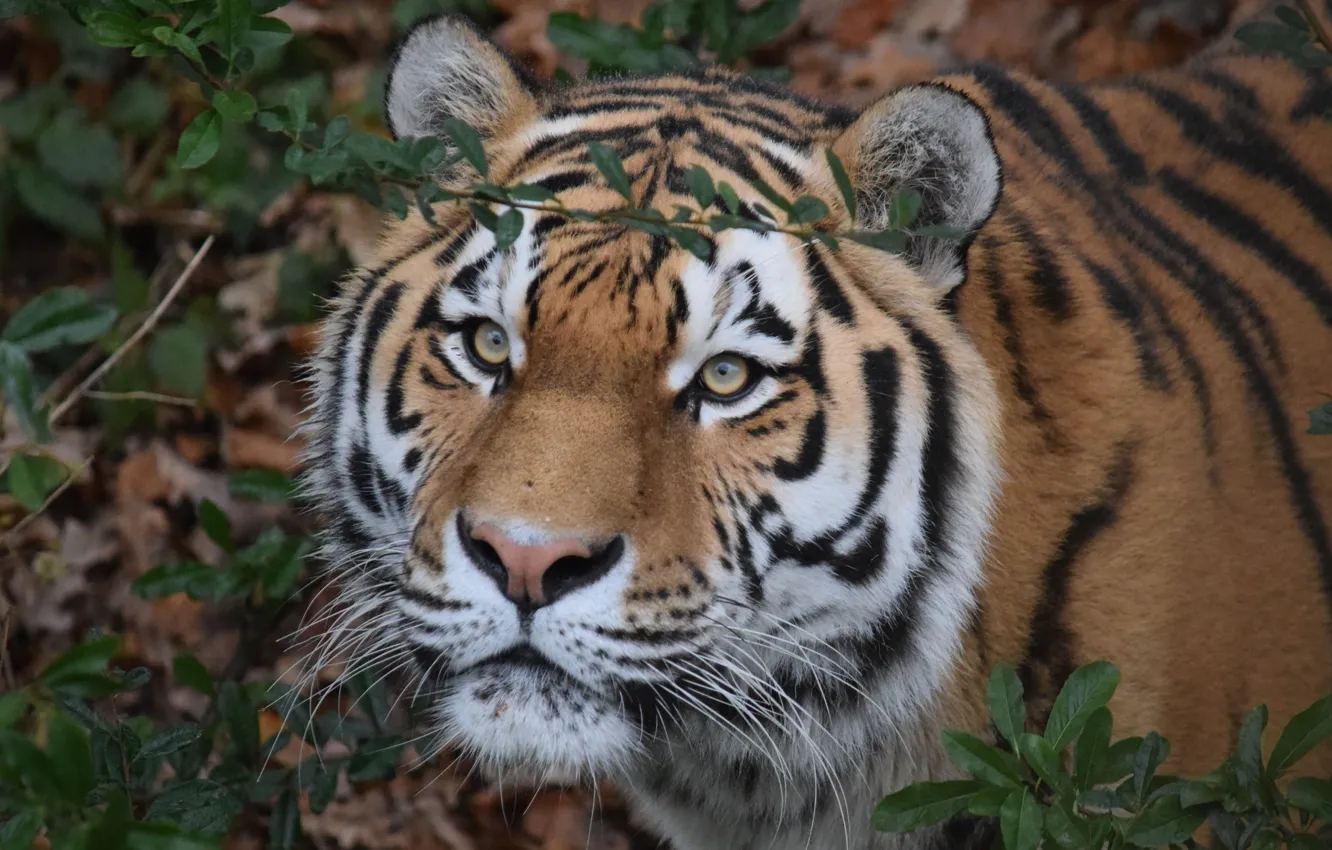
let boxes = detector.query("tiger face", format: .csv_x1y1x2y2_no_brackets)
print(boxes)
305,13,1003,812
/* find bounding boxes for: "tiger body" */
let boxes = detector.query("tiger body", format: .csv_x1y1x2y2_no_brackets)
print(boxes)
306,11,1332,850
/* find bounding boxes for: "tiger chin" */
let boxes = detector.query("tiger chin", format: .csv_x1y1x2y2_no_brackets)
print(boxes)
302,8,1332,850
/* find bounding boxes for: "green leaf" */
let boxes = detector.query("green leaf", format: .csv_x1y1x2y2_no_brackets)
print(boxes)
871,780,983,833
322,115,350,151
1043,800,1091,850
442,118,489,179
39,636,119,689
3,287,116,353
47,710,94,804
85,11,145,47
999,788,1042,850
241,15,291,51
211,90,256,122
146,778,243,834
123,822,223,850
1309,401,1332,435
790,195,829,225
218,681,259,764
109,77,171,135
508,183,557,204
494,208,524,252
37,110,123,191
0,86,59,143
0,808,43,850
133,561,231,601
269,787,302,848
5,454,67,512
216,0,250,68
0,690,28,729
148,324,209,397
177,109,222,170
172,653,214,696
1124,794,1207,847
197,499,234,552
717,181,741,215
1235,20,1311,54
986,663,1025,748
1073,706,1111,791
965,785,1009,817
586,141,634,201
847,229,907,253
152,26,203,66
229,469,294,503
308,765,338,813
138,724,202,760
1133,731,1170,804
1095,735,1143,785
748,177,794,214
14,160,104,242
685,165,715,209
1288,777,1332,821
889,189,923,229
825,148,857,223
1275,4,1312,29
1017,732,1070,795
1234,704,1268,791
0,342,48,441
1044,660,1120,752
670,227,713,262
941,730,1023,788
1270,694,1332,773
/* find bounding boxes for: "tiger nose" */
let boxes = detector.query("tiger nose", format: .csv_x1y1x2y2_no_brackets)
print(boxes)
464,520,624,609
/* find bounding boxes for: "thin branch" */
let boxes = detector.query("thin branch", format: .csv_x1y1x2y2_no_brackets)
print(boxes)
1298,0,1332,55
48,236,214,426
85,390,200,408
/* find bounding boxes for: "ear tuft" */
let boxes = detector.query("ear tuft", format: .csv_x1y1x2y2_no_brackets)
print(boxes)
833,84,1001,290
385,15,537,142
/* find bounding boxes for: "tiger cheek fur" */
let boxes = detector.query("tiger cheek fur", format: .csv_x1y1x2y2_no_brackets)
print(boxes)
303,7,1332,850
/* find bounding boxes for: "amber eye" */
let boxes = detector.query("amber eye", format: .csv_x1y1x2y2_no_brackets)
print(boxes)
699,354,752,398
468,320,510,368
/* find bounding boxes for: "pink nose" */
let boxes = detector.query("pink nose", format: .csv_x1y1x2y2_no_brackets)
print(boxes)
470,523,591,605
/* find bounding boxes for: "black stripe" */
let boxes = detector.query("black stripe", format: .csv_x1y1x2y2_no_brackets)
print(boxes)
356,282,406,414
803,244,854,324
847,346,900,525
1052,84,1147,183
1084,260,1172,390
1018,445,1133,716
1158,168,1332,327
386,343,423,435
1010,215,1074,321
904,319,958,572
348,441,385,517
772,408,825,481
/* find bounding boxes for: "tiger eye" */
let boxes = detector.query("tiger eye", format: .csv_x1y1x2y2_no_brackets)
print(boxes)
471,320,510,366
700,354,750,397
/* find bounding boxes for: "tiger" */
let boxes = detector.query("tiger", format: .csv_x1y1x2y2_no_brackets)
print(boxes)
302,4,1332,848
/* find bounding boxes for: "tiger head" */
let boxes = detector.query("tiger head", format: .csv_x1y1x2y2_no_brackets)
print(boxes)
305,16,1004,785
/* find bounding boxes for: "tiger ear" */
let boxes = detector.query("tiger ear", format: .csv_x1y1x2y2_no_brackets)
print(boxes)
832,83,1001,291
385,15,538,143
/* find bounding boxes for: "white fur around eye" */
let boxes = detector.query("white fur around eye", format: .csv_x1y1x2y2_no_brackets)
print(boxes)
698,375,779,427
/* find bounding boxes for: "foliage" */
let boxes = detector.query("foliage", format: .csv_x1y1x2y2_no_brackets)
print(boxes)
874,662,1332,850
1235,1,1332,83
0,475,414,849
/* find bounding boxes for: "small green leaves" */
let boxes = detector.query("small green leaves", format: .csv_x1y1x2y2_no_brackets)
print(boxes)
148,324,209,397
789,196,829,225
826,149,857,223
138,724,202,760
871,780,984,833
494,208,524,252
686,165,715,209
1018,732,1071,796
177,109,223,169
847,229,907,253
212,90,257,122
1309,401,1332,435
889,189,923,229
1288,777,1332,821
587,142,634,201
1123,795,1207,847
5,454,67,511
1045,660,1120,752
1073,706,1112,791
941,730,1023,788
197,499,234,553
217,0,251,72
229,469,294,503
0,342,48,441
3,287,116,353
1269,694,1332,774
987,662,1026,748
1132,731,1170,804
444,118,489,179
999,788,1043,850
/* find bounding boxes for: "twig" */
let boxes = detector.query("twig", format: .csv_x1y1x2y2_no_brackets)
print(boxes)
48,235,214,426
2,455,91,546
1298,0,1332,55
85,390,200,408
0,611,13,693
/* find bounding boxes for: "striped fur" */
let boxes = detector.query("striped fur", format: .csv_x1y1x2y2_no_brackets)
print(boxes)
302,9,1332,849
